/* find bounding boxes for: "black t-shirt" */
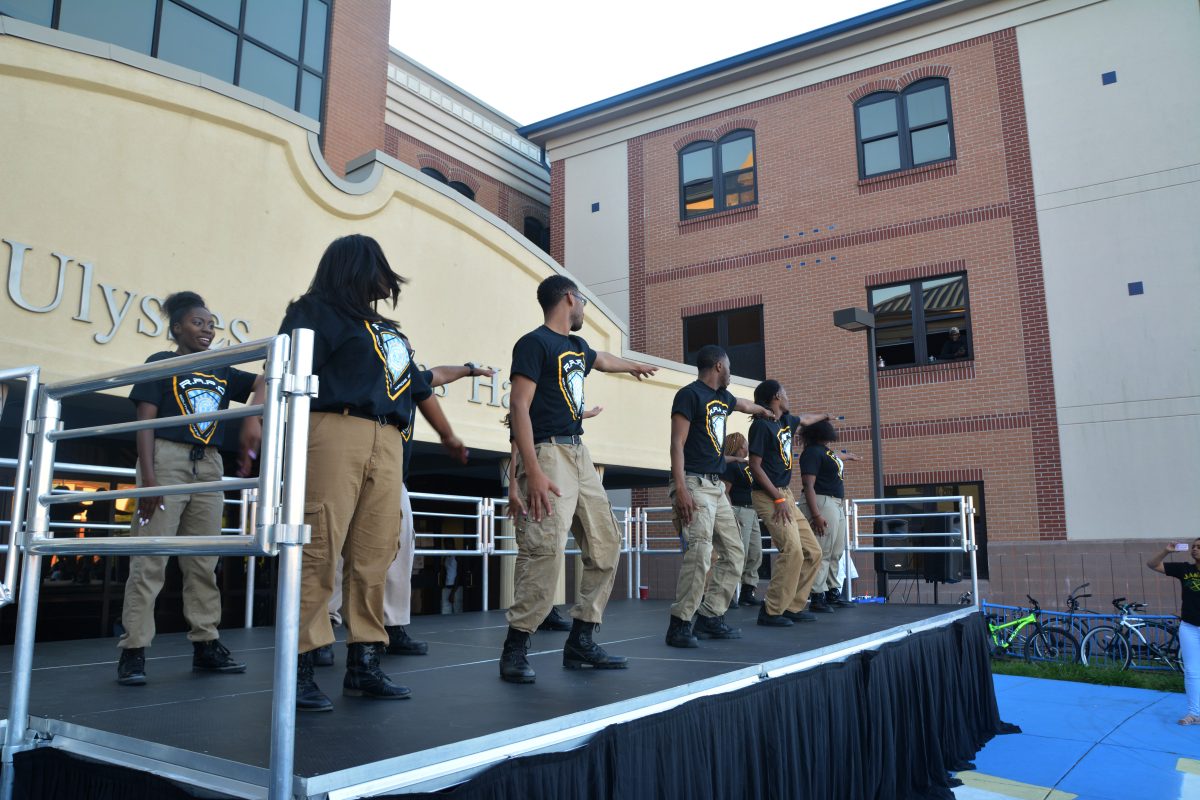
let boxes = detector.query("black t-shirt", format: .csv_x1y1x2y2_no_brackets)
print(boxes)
671,381,737,475
129,351,257,447
279,296,432,421
1164,562,1200,626
940,337,968,360
724,461,754,506
748,413,801,489
401,368,435,476
799,444,845,499
510,326,597,440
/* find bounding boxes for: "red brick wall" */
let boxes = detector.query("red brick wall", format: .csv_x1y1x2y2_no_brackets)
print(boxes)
321,0,390,177
384,126,549,235
622,29,1062,545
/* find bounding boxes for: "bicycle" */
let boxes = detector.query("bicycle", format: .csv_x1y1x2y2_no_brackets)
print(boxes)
985,595,1080,664
1059,582,1099,641
1079,598,1182,672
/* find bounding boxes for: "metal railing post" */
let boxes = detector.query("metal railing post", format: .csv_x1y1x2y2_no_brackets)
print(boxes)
243,488,258,629
1,392,59,800
966,496,980,610
624,508,633,600
481,498,490,613
1,368,39,607
842,498,853,601
267,329,314,800
254,334,290,554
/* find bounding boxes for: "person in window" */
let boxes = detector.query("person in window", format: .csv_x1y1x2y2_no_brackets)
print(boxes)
938,327,968,360
281,234,468,712
117,291,264,686
798,420,862,611
499,275,657,683
666,346,773,648
720,432,764,608
1148,540,1200,725
747,380,834,626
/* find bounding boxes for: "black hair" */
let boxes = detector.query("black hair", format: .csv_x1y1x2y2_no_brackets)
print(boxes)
696,344,727,372
802,419,837,446
294,234,406,323
753,379,781,407
536,275,579,312
162,291,207,339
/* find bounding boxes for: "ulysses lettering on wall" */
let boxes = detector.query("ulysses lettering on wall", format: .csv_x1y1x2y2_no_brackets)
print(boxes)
3,237,252,346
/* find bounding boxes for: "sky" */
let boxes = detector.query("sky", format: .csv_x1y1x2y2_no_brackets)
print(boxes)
389,0,902,126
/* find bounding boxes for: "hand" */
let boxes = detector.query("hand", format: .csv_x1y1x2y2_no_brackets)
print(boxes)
755,404,777,421
508,488,527,518
137,480,164,527
526,468,562,523
628,363,658,381
841,451,863,462
237,418,262,477
772,499,793,524
440,433,469,464
674,486,696,526
582,405,604,419
811,514,827,536
474,366,497,378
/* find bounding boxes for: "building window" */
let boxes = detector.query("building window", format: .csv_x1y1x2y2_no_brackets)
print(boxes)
869,273,971,368
0,0,329,121
420,168,475,201
678,130,756,220
523,217,550,254
884,481,988,579
682,305,764,380
855,78,954,178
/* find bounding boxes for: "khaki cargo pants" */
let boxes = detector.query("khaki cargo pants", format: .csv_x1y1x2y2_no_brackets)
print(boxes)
119,439,225,649
802,493,847,593
507,442,620,634
752,488,822,616
731,504,764,586
670,475,744,621
328,482,416,628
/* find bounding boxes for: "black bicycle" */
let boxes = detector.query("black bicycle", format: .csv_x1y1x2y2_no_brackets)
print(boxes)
985,595,1080,664
1079,598,1181,672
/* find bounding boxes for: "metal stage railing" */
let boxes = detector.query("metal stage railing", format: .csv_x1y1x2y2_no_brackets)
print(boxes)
0,331,316,800
0,368,40,612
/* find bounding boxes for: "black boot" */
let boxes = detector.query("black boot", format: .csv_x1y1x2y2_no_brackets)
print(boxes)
563,620,628,670
694,614,743,640
314,644,334,667
117,647,146,686
827,589,853,608
500,627,536,684
297,651,333,712
809,593,834,613
757,606,794,627
538,606,573,632
192,640,247,673
665,615,700,648
385,625,428,655
738,584,764,607
783,609,817,622
343,643,411,699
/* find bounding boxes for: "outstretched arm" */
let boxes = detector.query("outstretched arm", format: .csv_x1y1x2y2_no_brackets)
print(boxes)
734,397,774,420
1147,545,1179,574
428,364,495,388
593,352,658,380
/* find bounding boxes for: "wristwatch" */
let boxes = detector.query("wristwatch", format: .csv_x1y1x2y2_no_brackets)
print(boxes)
464,362,481,377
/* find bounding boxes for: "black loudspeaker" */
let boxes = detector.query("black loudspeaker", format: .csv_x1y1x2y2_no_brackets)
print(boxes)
919,535,964,582
878,519,913,572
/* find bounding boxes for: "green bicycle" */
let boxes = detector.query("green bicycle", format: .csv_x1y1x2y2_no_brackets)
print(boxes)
985,595,1080,664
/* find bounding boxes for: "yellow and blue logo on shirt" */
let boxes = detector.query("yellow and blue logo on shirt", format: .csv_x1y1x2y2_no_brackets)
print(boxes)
777,423,793,470
704,400,729,453
366,321,412,400
173,372,227,444
557,351,587,420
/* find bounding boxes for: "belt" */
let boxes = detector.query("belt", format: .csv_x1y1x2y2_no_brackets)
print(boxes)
534,435,582,445
339,406,400,428
685,472,723,482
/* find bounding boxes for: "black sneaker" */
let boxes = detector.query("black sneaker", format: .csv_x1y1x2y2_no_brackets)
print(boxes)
757,607,794,627
808,594,834,613
538,606,573,632
314,644,334,667
192,640,247,673
694,614,743,639
783,609,817,622
826,590,853,608
117,647,146,686
384,625,428,656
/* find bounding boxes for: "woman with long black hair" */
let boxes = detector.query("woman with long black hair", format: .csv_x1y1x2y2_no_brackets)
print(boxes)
280,234,467,712
117,291,263,686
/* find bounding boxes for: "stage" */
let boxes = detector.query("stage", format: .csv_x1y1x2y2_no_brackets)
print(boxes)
2,600,1008,799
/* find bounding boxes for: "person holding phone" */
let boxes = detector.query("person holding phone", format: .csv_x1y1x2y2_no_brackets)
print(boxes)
1148,539,1200,725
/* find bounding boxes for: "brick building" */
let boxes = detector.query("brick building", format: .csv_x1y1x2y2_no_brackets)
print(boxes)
520,0,1200,611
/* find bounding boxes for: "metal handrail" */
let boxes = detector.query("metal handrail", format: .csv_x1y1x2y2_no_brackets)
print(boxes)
0,367,39,609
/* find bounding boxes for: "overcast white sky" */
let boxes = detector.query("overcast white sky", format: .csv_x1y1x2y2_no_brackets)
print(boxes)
389,0,899,126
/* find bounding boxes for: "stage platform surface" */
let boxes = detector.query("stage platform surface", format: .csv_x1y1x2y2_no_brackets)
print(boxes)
0,600,972,798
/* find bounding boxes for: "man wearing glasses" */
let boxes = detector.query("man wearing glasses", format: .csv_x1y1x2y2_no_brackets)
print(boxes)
499,275,658,683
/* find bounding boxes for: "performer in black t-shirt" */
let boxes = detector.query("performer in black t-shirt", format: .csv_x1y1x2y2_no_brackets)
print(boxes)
798,419,862,610
1148,539,1200,725
747,380,835,626
117,291,264,686
282,234,468,712
666,345,772,648
721,432,765,608
500,275,657,684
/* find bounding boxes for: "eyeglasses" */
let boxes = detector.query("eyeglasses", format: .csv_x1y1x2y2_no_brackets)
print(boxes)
571,291,588,307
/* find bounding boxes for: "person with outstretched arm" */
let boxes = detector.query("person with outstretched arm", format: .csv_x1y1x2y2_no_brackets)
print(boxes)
1148,540,1200,725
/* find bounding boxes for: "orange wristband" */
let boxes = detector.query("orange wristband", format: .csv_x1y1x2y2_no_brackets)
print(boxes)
773,497,786,504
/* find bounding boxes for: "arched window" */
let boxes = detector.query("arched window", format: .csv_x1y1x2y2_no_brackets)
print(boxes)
448,181,475,201
855,78,954,178
523,217,550,253
678,130,756,220
421,167,448,184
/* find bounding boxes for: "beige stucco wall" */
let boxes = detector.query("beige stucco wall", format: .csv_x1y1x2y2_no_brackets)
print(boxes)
0,34,751,471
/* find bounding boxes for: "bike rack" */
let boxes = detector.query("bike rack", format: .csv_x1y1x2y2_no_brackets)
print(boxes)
0,331,316,800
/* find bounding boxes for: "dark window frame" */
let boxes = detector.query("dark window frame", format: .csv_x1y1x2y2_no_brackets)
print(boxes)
3,0,328,120
682,304,765,381
677,129,758,221
523,216,550,253
868,271,973,369
854,78,956,179
883,480,989,579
